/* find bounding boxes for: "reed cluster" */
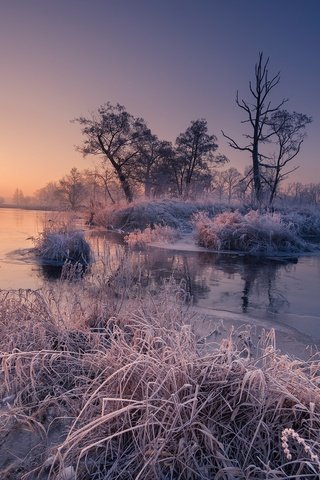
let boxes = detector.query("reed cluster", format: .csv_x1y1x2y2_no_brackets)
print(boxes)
193,210,310,255
125,224,180,249
33,214,91,265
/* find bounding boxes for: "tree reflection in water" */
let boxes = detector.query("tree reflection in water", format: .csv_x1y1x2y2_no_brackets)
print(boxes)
124,247,296,317
195,251,296,314
38,231,298,319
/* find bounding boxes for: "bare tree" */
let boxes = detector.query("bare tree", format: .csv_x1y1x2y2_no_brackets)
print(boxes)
85,165,117,204
222,52,287,205
222,167,242,203
132,133,173,197
306,184,320,205
74,103,150,203
35,182,62,208
264,110,312,205
12,188,25,207
59,168,87,210
286,182,320,206
175,119,223,197
211,170,226,201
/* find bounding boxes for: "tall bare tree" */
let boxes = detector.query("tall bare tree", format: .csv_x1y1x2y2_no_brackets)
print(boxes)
12,188,25,207
222,52,287,205
35,182,62,208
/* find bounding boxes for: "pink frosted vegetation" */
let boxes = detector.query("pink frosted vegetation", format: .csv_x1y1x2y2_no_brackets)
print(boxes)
125,224,180,248
193,209,316,255
93,199,320,255
33,215,91,265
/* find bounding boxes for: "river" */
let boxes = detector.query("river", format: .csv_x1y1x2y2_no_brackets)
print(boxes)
1,207,320,356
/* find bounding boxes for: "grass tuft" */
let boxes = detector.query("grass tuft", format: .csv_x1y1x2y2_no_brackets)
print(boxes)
33,215,91,265
125,224,181,249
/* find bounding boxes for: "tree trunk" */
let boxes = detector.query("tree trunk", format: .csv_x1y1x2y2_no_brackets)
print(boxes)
252,146,262,206
144,168,152,198
144,181,152,198
117,169,133,203
184,178,191,199
104,184,115,204
268,169,280,206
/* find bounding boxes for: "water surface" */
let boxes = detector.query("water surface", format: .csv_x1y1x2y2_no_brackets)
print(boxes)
1,207,320,354
0,208,45,289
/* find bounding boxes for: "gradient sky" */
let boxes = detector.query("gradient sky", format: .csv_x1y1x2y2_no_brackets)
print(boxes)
1,0,319,199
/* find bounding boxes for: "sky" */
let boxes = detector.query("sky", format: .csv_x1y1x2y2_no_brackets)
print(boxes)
0,0,319,200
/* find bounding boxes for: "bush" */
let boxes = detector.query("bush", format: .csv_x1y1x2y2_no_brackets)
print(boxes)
281,207,320,238
125,224,180,249
34,217,91,265
193,210,309,255
93,198,228,232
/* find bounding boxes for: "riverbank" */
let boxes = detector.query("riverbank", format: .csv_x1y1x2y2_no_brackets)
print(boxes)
0,204,55,211
94,199,320,258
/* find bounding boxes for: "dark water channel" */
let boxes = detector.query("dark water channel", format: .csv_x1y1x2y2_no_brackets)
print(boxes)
1,208,320,354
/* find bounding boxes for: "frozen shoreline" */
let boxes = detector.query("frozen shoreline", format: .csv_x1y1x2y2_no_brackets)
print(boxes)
148,231,320,258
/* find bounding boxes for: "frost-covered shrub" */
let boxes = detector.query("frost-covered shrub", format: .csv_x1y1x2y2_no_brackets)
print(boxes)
125,224,180,249
94,199,228,232
193,210,308,254
34,230,91,265
281,208,320,238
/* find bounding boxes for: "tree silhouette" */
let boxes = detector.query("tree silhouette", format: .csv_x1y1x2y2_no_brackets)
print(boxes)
174,119,225,197
222,52,287,205
265,110,312,205
74,103,150,203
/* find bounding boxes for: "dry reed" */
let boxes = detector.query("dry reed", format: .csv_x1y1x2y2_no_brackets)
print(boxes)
125,224,180,249
1,274,320,479
33,213,91,265
193,210,309,255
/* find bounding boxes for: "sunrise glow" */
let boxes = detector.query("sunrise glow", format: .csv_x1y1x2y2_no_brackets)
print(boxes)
0,1,319,201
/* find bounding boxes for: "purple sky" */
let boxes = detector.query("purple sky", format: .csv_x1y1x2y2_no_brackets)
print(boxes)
1,0,319,198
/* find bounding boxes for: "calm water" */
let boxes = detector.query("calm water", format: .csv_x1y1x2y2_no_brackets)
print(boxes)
0,208,45,289
1,208,320,351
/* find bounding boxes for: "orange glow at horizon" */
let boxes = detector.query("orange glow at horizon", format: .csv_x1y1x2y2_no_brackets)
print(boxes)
0,123,91,200
0,2,319,202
